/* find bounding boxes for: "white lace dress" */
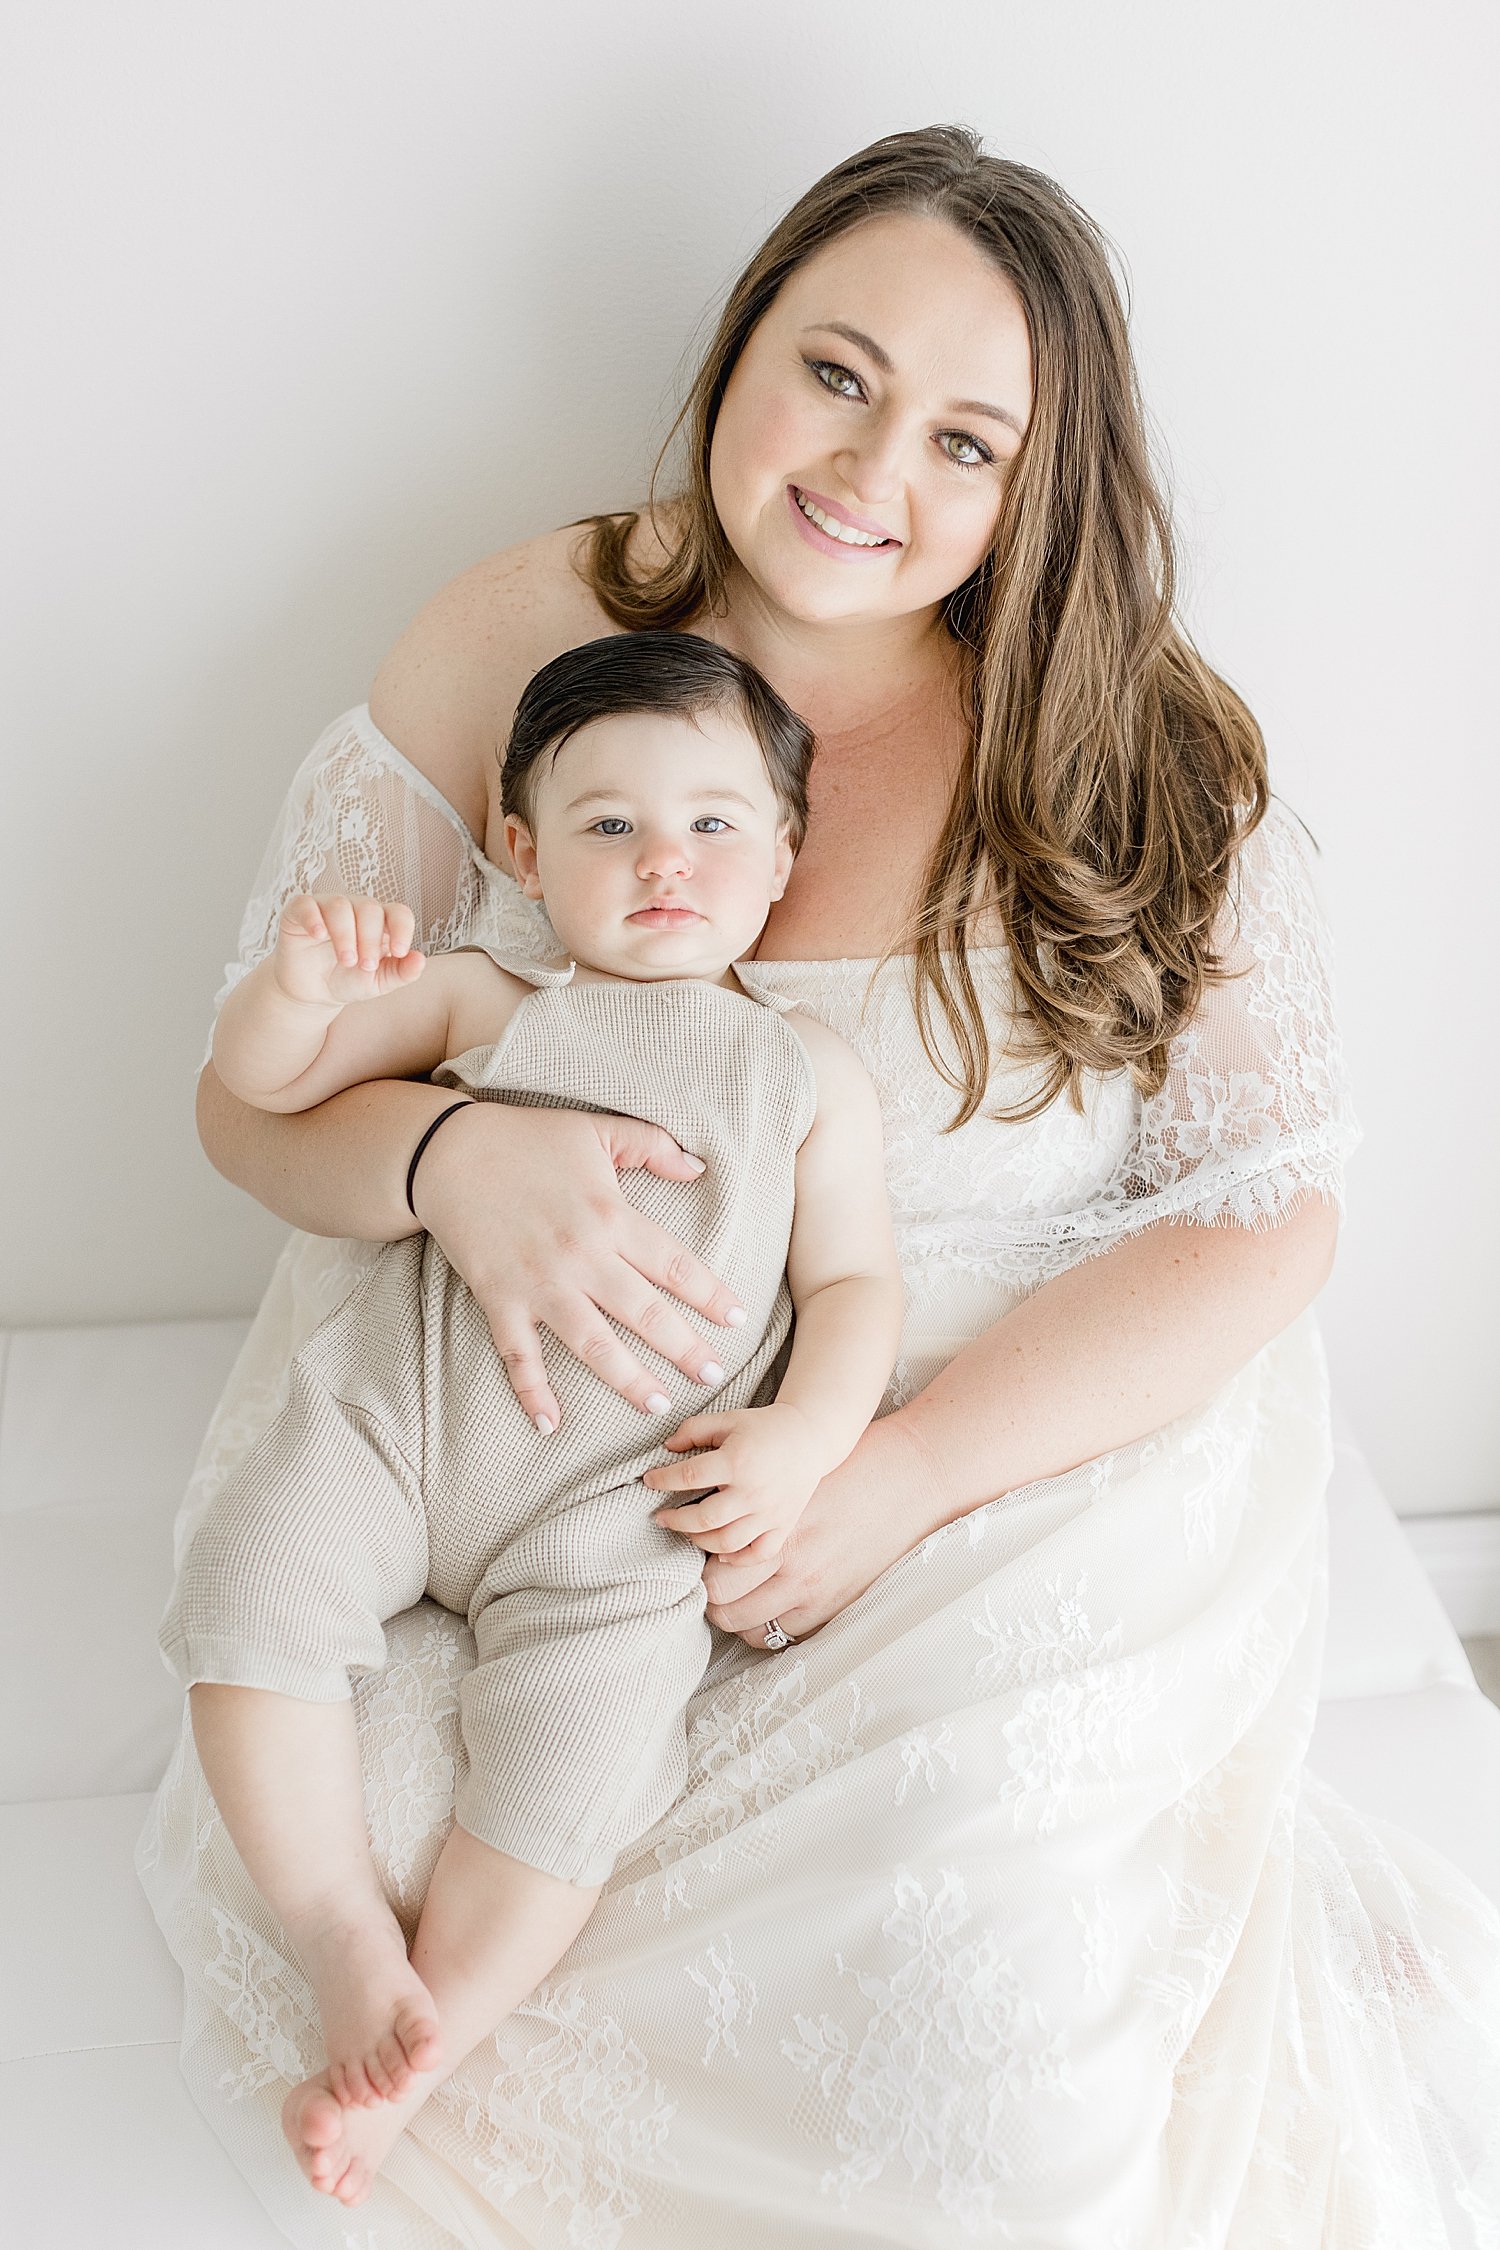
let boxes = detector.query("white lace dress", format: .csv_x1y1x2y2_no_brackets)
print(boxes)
138,708,1500,2250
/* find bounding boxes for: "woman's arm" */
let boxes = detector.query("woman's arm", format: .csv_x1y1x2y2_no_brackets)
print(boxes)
704,804,1358,1643
702,1195,1339,1641
896,1195,1338,1522
197,1059,453,1240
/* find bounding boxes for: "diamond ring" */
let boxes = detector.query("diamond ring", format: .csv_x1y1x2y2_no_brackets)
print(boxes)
763,1618,796,1651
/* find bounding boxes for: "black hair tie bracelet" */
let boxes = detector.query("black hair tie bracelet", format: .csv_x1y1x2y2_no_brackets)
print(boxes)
404,1098,477,1218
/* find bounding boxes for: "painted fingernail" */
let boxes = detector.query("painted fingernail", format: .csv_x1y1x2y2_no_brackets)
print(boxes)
699,1361,726,1385
534,1414,555,1437
644,1392,671,1415
724,1307,746,1327
687,1156,706,1173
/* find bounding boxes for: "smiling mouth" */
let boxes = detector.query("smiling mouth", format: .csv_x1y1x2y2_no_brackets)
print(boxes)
792,487,898,547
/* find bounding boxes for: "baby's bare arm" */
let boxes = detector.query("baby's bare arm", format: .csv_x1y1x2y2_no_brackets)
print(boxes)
643,1021,901,1557
777,1017,903,1466
214,910,521,1113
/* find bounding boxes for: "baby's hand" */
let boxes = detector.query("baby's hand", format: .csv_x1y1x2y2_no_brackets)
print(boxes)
272,894,426,1008
644,1404,824,1563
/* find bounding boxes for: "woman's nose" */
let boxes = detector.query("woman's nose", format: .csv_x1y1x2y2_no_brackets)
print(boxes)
837,413,906,507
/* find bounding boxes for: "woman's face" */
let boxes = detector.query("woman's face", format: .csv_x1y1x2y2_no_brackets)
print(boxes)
709,213,1034,631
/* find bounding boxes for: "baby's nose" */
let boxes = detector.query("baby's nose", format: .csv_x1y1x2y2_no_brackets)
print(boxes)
636,832,693,878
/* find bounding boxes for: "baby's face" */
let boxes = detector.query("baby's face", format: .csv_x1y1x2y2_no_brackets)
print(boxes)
505,706,796,982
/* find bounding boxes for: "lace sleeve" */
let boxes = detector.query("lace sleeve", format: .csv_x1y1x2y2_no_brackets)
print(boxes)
1100,796,1362,1237
1132,797,1360,1225
206,709,492,1044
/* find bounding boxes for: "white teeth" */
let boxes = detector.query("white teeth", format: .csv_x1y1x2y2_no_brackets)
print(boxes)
795,490,890,546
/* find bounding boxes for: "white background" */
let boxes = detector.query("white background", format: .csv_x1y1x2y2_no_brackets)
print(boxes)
3,0,1495,1518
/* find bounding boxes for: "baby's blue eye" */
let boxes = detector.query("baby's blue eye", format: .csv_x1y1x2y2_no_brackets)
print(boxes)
591,818,631,836
692,817,730,833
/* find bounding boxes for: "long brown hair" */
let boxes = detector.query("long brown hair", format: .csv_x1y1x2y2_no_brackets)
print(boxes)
578,124,1269,1123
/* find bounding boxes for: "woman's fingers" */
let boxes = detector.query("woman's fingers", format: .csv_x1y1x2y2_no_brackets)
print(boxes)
483,1308,561,1434
419,1104,745,1413
676,1522,776,1556
702,1536,821,1644
617,1211,747,1333
593,1114,707,1183
581,1269,733,1392
536,1292,680,1418
736,1531,786,1566
702,1552,790,1629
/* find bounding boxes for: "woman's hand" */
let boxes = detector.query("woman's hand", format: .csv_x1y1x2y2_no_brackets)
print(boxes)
701,1414,957,1647
410,1100,746,1432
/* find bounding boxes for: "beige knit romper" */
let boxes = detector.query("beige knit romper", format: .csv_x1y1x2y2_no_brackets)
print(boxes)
160,950,818,1884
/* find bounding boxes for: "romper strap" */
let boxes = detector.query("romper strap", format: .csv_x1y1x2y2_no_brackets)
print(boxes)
449,941,577,990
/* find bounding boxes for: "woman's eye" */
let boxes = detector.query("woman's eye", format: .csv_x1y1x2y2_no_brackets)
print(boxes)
691,817,730,834
809,356,992,472
939,430,993,472
808,358,864,401
591,818,631,836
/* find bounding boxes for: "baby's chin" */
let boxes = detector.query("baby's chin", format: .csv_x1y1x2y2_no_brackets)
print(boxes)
550,911,771,987
560,937,745,987
575,962,743,988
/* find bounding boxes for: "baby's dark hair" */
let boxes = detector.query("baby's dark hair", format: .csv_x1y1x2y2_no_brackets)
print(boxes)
501,632,815,849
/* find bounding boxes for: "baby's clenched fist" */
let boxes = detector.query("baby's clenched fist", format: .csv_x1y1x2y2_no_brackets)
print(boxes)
273,894,426,1008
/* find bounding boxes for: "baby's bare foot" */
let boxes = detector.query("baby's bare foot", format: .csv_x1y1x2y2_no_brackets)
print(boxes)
295,1903,443,2107
283,2075,360,2201
283,2060,437,2206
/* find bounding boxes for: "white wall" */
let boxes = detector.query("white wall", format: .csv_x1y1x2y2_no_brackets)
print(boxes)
4,0,1495,1516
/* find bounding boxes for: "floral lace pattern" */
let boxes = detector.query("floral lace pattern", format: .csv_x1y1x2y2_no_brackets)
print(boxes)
782,1868,1076,2231
136,709,1499,2248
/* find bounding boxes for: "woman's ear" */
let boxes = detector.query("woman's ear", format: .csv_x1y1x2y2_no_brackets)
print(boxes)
505,814,544,899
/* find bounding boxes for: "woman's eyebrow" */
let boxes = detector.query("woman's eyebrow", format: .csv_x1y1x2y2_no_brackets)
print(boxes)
801,321,1027,437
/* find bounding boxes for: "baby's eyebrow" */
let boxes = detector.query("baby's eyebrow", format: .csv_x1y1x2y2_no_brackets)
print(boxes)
563,787,761,814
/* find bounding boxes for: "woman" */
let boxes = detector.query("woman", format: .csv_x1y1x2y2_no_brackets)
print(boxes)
139,125,1500,2246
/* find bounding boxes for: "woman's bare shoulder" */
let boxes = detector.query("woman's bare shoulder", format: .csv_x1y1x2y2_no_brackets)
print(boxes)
368,516,636,840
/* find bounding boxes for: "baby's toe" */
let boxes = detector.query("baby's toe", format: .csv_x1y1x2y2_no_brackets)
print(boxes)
298,2085,346,2151
394,2003,442,2072
333,2155,372,2207
375,2033,413,2093
283,2074,353,2190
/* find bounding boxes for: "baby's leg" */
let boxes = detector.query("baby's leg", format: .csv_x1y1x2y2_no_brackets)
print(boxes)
190,1687,443,2122
287,1481,710,2206
163,1357,436,2119
283,1827,600,2207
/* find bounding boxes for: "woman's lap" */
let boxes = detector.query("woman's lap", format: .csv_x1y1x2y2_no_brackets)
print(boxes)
146,1316,1492,2245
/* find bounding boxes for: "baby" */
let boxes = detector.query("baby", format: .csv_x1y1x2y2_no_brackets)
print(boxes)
161,630,902,2205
